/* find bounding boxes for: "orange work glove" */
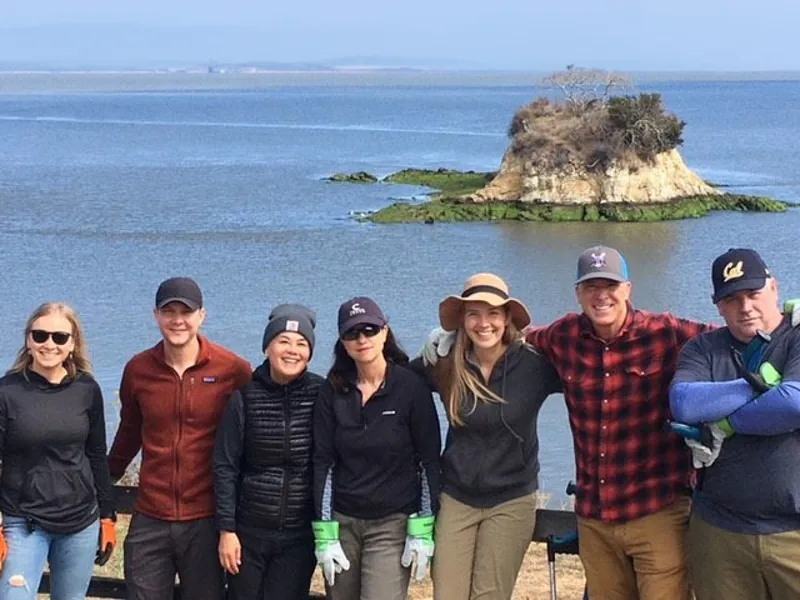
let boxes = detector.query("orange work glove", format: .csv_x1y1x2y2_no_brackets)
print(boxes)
0,528,8,569
95,518,117,566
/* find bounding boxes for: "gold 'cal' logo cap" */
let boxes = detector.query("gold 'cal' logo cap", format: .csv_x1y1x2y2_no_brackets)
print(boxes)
722,261,744,282
712,248,770,304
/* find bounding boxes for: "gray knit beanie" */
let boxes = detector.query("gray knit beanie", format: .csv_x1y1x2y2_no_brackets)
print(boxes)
262,303,316,356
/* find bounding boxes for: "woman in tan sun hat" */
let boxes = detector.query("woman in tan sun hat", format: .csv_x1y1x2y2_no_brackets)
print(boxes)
412,273,562,600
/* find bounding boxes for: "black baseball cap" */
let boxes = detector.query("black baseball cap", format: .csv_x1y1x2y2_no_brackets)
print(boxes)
337,296,387,336
711,248,770,303
155,277,203,310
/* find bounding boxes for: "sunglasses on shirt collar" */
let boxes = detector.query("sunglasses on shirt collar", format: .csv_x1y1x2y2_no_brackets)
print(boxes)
29,330,72,345
341,324,383,341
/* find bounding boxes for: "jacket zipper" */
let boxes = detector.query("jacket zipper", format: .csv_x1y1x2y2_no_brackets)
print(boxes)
278,387,290,530
174,373,194,519
174,375,183,519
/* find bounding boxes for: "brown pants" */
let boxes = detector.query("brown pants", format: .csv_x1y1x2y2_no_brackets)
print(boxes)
432,492,537,600
577,496,691,600
327,511,410,600
688,512,800,600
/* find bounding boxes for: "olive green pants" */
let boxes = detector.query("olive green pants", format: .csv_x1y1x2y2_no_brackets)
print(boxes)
688,512,800,600
432,492,537,600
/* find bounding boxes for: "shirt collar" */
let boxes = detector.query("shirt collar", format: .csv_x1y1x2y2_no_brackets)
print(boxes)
154,334,211,367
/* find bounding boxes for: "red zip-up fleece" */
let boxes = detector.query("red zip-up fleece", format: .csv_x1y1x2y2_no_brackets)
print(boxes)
108,336,251,521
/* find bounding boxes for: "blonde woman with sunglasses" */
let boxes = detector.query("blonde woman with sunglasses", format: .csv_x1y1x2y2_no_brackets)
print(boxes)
0,302,116,599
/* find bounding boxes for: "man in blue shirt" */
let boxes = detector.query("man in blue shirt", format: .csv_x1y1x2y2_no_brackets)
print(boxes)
670,248,800,599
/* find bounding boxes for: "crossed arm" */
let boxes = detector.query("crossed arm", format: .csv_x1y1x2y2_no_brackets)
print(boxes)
670,336,800,436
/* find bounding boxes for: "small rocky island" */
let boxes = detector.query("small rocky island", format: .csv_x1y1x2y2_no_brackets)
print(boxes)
325,67,788,223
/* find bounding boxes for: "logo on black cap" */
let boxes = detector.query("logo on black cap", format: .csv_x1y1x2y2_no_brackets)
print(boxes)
711,249,770,304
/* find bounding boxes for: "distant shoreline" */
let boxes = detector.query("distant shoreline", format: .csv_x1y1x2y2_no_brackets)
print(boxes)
2,70,800,94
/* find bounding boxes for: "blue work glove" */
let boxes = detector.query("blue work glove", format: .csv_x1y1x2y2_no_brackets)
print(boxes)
400,514,435,582
421,327,456,367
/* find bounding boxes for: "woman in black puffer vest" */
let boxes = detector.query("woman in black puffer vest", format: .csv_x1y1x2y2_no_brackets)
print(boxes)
213,304,324,600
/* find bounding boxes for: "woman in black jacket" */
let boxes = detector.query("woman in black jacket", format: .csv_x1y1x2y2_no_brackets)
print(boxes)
312,296,441,600
416,273,562,600
0,302,116,599
213,304,323,600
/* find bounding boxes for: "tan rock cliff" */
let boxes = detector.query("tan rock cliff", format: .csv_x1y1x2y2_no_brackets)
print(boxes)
468,148,720,204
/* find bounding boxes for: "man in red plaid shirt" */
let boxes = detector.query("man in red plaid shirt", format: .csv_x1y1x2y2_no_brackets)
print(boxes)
524,245,709,600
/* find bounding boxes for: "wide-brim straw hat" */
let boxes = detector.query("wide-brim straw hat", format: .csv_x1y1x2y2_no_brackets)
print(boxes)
439,273,531,331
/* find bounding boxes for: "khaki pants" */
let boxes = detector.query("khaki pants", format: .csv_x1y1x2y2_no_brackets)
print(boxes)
327,511,410,600
688,512,800,600
577,496,691,600
432,492,537,600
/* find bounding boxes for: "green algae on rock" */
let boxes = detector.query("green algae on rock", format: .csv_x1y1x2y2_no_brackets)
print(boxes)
383,168,495,197
366,194,788,224
325,171,379,183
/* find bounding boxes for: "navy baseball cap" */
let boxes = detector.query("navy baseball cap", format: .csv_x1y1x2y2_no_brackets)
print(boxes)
338,297,387,336
712,248,770,303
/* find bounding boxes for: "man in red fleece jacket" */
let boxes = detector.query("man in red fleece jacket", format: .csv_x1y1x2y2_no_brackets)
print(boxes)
108,277,251,600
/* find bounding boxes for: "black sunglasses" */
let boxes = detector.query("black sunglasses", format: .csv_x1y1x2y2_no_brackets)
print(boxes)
341,324,383,341
30,330,72,345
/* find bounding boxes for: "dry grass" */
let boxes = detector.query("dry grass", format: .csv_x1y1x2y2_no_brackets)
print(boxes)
508,94,684,172
39,513,586,600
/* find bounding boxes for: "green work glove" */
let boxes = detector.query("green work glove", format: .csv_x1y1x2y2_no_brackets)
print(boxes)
715,364,781,438
783,299,800,327
312,521,350,586
401,514,435,582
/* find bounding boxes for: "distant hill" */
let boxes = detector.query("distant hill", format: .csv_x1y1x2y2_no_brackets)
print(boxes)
0,24,484,71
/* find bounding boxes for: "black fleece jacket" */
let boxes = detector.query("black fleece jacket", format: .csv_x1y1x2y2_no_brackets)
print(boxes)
412,341,562,508
0,369,114,533
313,363,441,520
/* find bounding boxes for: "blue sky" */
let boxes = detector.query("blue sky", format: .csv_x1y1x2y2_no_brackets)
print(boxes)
3,0,799,70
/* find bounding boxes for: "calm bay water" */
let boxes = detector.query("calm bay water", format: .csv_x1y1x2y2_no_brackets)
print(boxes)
1,74,799,497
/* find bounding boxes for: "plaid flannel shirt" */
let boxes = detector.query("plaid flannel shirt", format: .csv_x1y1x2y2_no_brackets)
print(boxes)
528,306,711,523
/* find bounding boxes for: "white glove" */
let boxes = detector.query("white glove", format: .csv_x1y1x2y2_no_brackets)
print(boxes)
685,422,728,469
400,535,435,582
316,540,350,586
421,327,457,367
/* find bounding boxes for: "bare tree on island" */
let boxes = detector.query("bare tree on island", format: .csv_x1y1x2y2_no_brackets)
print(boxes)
540,64,633,111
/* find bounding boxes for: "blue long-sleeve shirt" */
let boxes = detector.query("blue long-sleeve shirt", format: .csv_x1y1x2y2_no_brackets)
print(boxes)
670,317,800,534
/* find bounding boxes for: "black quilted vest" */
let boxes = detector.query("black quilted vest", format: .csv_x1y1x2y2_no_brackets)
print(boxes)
237,363,323,531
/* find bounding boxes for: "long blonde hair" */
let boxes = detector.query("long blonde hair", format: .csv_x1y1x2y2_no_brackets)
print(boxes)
7,302,93,379
447,315,521,427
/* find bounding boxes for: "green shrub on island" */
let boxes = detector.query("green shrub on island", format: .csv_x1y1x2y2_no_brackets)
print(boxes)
508,93,685,172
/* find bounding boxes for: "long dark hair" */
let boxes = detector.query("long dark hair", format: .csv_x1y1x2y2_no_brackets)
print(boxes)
328,327,408,393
